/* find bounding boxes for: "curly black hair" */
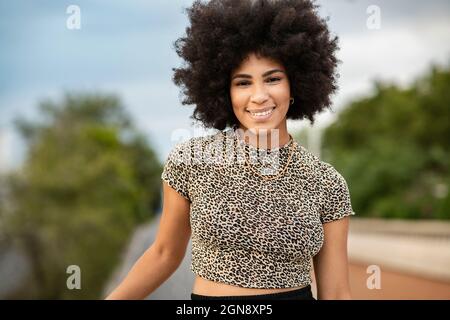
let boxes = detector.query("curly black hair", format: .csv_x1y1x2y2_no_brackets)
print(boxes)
172,0,340,130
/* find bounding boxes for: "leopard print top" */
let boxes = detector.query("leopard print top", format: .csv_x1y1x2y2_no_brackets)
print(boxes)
161,127,355,289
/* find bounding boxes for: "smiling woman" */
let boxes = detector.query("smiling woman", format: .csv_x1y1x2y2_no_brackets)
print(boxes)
229,54,292,148
105,0,355,301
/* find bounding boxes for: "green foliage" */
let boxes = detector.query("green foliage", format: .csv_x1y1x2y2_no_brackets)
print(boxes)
322,64,450,219
2,93,162,299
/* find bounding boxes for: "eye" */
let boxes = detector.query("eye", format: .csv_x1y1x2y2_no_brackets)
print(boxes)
235,77,281,87
267,77,281,83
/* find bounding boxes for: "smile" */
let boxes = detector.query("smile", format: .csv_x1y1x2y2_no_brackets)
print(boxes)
246,106,275,120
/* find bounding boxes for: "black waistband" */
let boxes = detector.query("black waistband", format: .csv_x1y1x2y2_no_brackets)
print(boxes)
191,284,314,300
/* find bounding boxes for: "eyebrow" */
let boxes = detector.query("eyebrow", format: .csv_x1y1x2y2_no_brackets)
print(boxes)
231,69,286,80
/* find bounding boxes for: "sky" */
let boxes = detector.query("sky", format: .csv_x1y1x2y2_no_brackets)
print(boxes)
0,0,449,172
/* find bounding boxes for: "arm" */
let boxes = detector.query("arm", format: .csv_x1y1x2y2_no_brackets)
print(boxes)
313,216,352,300
105,181,191,300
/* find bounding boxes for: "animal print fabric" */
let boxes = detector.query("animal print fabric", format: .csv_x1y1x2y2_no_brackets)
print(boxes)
161,127,355,289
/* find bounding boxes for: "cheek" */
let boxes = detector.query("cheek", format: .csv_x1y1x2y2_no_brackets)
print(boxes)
230,89,246,110
271,85,291,103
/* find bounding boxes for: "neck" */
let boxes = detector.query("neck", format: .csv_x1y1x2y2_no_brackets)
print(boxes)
235,125,291,150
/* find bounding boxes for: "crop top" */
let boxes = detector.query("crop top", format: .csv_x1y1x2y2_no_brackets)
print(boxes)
161,127,356,289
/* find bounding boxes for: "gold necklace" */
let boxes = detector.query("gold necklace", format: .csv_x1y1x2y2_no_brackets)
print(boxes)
234,130,296,181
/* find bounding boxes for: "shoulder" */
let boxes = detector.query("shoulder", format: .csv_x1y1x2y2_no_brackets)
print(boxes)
295,144,347,187
318,160,346,184
295,145,355,220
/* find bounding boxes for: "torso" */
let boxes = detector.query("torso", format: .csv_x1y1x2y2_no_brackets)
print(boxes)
192,276,307,296
185,130,324,290
162,128,353,291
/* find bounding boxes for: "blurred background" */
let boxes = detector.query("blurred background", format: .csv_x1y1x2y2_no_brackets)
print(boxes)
0,0,449,300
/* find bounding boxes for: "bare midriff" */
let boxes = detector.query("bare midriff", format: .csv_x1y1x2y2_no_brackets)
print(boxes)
192,276,307,296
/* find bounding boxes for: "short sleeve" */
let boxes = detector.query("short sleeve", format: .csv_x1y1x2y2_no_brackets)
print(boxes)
161,143,191,202
319,163,356,224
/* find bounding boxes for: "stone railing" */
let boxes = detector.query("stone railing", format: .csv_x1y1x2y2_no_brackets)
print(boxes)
348,218,450,283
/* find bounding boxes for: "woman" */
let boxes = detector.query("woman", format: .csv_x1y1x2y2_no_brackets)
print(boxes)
106,0,355,300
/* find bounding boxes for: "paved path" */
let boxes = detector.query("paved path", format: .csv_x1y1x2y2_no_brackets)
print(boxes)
103,213,194,300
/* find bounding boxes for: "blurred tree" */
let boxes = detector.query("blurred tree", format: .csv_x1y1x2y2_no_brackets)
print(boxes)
322,64,449,219
1,93,162,299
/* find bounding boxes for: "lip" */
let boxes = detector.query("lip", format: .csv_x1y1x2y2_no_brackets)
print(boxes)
246,106,276,122
246,106,276,113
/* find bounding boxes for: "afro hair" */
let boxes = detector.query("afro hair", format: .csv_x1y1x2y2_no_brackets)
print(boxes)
172,0,340,130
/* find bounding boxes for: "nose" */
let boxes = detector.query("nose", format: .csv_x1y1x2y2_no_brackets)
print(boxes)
250,82,269,105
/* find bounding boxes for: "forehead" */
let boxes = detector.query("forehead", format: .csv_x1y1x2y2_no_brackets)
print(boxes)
232,53,285,74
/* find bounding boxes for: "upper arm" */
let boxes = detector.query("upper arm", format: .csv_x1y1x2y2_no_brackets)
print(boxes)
313,162,355,299
152,181,191,261
153,142,192,261
319,163,355,224
313,216,352,300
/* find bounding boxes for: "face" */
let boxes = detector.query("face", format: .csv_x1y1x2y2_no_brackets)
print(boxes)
229,53,291,136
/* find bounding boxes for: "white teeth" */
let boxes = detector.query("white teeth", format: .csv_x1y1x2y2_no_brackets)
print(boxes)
249,108,274,116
